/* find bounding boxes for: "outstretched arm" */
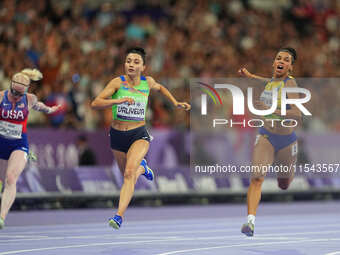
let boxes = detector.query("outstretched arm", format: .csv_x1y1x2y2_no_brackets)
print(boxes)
91,77,134,110
28,94,61,114
238,67,270,83
147,76,191,111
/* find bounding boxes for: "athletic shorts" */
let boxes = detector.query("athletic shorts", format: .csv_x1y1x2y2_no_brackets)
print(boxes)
109,126,151,153
259,127,297,153
0,133,29,160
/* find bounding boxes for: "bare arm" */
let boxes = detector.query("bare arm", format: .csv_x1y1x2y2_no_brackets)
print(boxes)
28,94,61,114
238,68,270,83
147,76,191,111
91,77,134,110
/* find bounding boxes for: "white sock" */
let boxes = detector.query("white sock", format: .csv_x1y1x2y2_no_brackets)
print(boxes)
247,214,256,225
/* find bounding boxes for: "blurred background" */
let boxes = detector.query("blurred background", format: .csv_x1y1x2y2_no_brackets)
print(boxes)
1,0,340,209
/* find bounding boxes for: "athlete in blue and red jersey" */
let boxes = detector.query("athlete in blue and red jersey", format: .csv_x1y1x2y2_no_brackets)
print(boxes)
0,68,61,229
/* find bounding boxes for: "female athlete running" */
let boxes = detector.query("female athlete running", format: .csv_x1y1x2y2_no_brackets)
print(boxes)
238,47,302,236
91,47,190,229
0,68,60,229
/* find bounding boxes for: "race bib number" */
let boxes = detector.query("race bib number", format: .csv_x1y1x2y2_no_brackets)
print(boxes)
117,101,146,121
0,121,23,139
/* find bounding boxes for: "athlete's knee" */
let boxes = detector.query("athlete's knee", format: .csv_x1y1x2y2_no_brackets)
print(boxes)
277,178,290,190
251,177,264,187
5,172,18,186
123,166,137,180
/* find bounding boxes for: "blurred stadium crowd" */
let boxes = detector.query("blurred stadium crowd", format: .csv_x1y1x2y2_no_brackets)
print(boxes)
0,0,339,131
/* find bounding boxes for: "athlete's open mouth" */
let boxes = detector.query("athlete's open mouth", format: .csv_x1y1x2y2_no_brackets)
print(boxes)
277,65,284,70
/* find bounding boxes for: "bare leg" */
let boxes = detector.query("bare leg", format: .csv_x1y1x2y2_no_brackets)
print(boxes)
112,150,127,175
275,141,297,190
116,140,149,217
112,149,146,186
0,151,27,220
0,160,7,193
247,135,274,216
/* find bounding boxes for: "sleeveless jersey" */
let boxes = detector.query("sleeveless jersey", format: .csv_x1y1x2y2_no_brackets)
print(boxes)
0,91,29,139
112,76,150,122
260,76,293,119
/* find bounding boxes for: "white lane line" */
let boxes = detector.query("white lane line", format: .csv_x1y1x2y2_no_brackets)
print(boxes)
1,226,340,244
5,213,340,230
120,223,340,237
4,217,339,234
1,229,340,253
0,240,178,255
1,235,340,255
0,235,47,238
122,229,340,242
3,222,340,236
251,237,306,240
155,238,340,255
0,234,178,244
325,252,340,255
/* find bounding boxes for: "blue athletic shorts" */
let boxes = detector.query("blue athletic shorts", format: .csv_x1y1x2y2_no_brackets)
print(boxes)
0,133,29,160
109,126,151,153
259,127,297,153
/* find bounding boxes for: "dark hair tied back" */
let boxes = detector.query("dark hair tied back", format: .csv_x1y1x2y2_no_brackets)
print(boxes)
279,47,297,64
126,47,146,65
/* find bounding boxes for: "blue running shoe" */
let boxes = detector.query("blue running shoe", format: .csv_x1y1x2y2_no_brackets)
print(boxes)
109,215,122,229
241,222,254,237
141,159,154,181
